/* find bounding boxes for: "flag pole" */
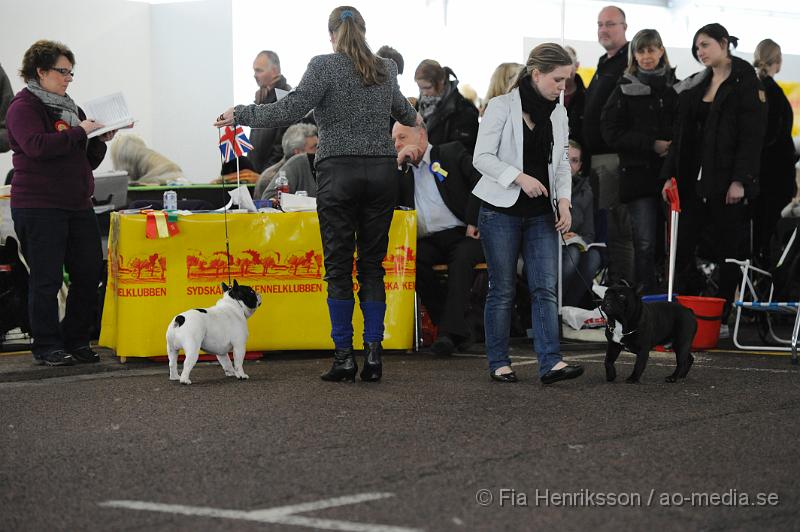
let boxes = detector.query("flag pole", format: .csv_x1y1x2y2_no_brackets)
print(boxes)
217,126,233,285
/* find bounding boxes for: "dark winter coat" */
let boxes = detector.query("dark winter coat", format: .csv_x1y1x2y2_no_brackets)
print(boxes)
416,79,480,154
583,43,629,155
759,75,796,200
565,73,586,147
601,70,679,203
662,55,768,202
247,75,292,173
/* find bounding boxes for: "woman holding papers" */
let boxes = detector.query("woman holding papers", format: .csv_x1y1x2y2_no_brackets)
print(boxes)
215,6,418,383
472,43,583,385
6,40,116,366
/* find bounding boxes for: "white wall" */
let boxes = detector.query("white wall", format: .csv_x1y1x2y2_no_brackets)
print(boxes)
0,0,151,182
149,0,232,182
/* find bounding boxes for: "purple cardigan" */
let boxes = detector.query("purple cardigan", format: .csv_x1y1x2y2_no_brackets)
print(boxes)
6,88,107,210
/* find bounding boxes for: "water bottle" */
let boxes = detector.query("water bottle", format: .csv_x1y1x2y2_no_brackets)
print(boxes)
274,171,289,207
163,190,178,211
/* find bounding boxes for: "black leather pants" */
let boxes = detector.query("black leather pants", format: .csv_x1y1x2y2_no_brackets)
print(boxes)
315,157,397,302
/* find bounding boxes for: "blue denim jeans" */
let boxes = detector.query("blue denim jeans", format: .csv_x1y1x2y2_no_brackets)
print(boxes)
626,196,658,292
478,207,562,376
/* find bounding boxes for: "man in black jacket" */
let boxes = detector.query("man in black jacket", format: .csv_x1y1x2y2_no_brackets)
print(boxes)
393,122,484,356
246,50,292,174
583,5,632,285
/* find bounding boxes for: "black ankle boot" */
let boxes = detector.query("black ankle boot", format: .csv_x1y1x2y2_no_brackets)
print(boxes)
360,342,382,382
321,347,357,382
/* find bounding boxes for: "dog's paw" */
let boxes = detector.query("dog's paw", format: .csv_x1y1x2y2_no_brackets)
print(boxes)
625,376,640,384
179,377,192,385
605,365,616,382
169,374,180,381
665,375,677,383
224,370,236,377
236,372,249,380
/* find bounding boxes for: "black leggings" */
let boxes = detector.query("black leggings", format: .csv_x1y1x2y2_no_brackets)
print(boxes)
315,157,397,302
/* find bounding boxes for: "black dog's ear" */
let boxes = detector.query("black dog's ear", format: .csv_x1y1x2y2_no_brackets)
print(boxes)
221,282,229,292
232,279,239,289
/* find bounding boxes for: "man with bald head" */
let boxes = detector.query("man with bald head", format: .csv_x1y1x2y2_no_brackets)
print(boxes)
393,121,484,356
246,50,293,173
584,5,633,285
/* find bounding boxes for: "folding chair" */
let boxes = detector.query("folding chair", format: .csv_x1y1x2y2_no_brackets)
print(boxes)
726,254,800,364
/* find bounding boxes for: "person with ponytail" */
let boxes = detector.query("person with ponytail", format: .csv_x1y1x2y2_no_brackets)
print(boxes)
414,59,479,153
215,6,418,383
751,39,796,258
661,23,767,333
472,43,584,385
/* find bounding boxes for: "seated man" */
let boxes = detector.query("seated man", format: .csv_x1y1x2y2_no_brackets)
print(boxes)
562,140,604,307
254,123,318,200
261,151,317,200
393,121,484,355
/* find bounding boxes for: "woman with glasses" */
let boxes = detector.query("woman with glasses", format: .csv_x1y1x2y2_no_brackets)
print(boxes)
472,43,583,385
6,40,116,366
215,6,418,383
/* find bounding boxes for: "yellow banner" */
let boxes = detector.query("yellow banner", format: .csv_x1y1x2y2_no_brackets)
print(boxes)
777,80,800,138
99,211,417,357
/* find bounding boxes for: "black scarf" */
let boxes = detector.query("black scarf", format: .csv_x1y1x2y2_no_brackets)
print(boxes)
518,75,556,163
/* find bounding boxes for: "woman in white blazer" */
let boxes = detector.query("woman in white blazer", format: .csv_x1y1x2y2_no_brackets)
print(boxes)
473,43,584,385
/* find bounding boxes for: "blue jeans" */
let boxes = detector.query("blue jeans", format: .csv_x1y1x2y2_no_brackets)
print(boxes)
626,196,658,292
478,207,561,376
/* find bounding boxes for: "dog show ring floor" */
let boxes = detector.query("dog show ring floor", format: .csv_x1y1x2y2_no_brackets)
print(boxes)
1,330,798,531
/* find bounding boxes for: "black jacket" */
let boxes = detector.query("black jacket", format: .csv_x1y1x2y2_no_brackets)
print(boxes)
601,70,679,203
566,73,586,148
583,43,629,155
416,79,479,154
759,75,796,199
247,76,292,173
397,141,481,227
662,56,768,201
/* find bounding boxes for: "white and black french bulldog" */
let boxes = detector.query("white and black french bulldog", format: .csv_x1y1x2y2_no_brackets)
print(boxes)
601,284,697,384
166,280,262,385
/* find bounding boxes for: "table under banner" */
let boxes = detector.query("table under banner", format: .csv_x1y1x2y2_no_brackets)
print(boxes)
99,211,417,358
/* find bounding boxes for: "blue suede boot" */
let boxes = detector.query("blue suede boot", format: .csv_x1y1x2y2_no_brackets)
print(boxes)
321,298,357,382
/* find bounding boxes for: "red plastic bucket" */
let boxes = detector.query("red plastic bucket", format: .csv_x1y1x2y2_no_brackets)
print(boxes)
676,295,726,350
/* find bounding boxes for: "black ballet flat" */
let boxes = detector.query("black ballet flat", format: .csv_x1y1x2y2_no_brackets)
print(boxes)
490,371,518,383
540,364,584,385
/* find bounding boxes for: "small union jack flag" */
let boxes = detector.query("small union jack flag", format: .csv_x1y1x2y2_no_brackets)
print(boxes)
218,125,254,163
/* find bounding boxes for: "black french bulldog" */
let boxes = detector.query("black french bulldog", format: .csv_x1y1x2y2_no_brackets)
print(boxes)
601,284,697,383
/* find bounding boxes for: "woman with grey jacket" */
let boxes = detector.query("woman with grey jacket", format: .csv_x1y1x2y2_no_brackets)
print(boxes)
472,43,583,385
216,6,418,383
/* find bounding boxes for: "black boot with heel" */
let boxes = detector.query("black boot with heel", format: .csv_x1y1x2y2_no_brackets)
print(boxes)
320,347,358,382
360,342,382,382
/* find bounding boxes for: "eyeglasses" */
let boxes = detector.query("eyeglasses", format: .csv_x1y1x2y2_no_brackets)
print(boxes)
51,67,74,77
597,21,622,29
